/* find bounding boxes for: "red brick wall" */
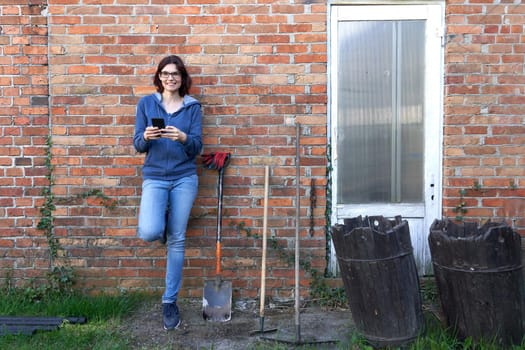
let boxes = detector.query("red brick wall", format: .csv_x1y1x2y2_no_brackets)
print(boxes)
0,0,328,299
1,0,524,299
0,1,50,283
443,1,525,233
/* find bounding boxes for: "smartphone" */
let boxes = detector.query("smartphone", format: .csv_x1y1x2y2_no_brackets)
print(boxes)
151,118,165,129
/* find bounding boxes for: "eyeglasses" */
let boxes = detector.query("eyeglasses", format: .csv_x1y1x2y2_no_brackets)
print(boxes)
159,71,180,79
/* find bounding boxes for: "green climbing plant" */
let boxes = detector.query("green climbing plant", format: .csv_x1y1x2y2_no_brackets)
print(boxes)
472,180,482,191
325,142,333,276
233,144,347,308
232,220,255,238
314,142,347,307
452,188,468,221
266,235,346,307
37,135,61,264
309,269,347,308
36,135,118,294
452,181,486,222
55,188,119,211
36,135,75,293
236,218,346,307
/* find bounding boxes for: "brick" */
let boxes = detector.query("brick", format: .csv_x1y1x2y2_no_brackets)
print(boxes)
0,1,523,300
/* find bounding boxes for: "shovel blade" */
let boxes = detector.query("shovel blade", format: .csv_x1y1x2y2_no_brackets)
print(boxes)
202,279,232,322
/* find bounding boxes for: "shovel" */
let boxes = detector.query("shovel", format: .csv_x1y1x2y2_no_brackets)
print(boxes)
202,153,232,322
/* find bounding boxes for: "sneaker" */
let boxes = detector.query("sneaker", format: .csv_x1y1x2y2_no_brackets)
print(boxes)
162,303,180,330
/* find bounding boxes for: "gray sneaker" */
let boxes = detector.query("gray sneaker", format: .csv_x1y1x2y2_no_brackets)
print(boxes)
162,303,180,330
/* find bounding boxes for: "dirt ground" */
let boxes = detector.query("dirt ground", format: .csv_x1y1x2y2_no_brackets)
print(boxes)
123,298,356,350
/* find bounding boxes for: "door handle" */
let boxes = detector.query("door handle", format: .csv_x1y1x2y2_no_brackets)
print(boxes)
430,173,435,201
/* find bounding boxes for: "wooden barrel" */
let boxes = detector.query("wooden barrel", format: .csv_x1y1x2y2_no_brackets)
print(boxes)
429,219,525,346
332,216,423,348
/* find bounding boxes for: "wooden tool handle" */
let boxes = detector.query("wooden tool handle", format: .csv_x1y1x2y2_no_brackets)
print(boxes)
260,166,269,317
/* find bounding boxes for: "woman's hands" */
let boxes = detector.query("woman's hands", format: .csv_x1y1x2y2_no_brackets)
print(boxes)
144,126,186,143
143,126,162,141
162,126,187,143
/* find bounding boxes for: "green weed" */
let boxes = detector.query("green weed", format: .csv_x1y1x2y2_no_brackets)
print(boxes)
0,287,152,350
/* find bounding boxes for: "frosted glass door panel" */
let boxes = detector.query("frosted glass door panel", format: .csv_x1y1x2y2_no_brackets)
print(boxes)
337,21,425,204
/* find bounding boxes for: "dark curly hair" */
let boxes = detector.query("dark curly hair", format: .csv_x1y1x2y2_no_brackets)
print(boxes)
153,55,192,96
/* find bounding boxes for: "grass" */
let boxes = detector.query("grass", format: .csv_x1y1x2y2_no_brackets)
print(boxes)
0,288,152,350
0,284,524,350
251,313,525,350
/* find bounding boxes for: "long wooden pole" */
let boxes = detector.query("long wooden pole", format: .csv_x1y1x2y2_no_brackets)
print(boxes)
259,165,269,333
295,123,301,343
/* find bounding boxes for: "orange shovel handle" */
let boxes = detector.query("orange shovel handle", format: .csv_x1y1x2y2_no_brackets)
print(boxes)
215,241,222,275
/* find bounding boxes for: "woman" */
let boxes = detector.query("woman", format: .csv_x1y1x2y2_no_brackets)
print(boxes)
133,55,202,330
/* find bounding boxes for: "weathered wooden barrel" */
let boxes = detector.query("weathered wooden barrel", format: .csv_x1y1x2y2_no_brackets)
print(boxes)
429,219,525,346
332,216,423,348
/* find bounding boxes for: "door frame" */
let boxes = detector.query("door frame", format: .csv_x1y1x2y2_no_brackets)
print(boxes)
328,2,445,274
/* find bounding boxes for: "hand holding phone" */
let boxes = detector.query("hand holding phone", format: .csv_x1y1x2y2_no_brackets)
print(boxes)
161,126,187,143
152,118,165,129
144,118,164,141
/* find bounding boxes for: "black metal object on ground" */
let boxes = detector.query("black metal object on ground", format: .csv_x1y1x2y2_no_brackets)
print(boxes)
261,331,338,347
0,316,87,336
429,219,525,347
331,215,424,348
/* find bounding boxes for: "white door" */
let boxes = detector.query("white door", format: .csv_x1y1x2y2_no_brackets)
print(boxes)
329,4,444,275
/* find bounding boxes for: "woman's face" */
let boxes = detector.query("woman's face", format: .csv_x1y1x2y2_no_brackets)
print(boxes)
158,63,181,94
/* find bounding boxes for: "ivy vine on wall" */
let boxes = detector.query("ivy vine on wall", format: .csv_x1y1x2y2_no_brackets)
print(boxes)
36,135,117,293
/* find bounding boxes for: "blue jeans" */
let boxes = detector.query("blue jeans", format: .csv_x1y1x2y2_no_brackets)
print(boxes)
137,175,198,304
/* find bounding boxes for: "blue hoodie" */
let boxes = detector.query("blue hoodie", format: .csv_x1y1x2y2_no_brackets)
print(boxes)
133,93,203,181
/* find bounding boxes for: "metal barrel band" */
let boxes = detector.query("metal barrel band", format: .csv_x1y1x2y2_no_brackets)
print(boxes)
363,332,419,344
363,334,417,347
338,250,412,263
432,262,523,274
